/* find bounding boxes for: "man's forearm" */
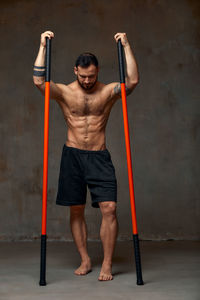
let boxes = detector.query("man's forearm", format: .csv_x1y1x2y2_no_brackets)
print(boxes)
33,45,46,85
34,45,46,66
124,43,139,86
113,33,139,96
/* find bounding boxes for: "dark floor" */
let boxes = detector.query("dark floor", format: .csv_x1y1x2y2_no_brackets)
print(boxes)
0,241,199,300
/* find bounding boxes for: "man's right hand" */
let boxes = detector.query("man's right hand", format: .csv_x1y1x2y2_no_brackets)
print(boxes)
40,31,54,47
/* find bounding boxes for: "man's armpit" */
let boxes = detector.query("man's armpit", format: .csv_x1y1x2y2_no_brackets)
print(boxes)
113,83,132,96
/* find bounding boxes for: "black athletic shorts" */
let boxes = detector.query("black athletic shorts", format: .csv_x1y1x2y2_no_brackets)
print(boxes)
56,145,117,208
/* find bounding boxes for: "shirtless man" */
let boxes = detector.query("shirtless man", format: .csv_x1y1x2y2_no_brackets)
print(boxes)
33,31,139,281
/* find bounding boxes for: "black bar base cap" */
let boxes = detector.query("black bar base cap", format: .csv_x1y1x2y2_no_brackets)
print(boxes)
137,278,144,285
39,279,46,286
39,234,47,286
133,234,144,285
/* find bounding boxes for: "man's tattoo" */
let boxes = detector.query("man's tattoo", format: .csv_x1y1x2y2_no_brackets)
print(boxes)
113,83,132,96
33,65,46,77
113,83,121,95
33,70,46,77
34,65,46,69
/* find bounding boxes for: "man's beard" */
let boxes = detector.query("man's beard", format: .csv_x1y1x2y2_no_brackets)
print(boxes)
77,76,98,91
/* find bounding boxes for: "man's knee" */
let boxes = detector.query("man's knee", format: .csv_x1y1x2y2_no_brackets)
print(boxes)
99,202,117,218
70,205,85,218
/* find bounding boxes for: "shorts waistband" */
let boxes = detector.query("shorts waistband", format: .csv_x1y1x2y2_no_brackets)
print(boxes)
64,144,109,154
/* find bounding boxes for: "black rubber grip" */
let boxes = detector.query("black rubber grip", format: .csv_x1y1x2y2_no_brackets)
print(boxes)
45,38,51,82
117,40,125,83
39,234,47,286
133,234,144,285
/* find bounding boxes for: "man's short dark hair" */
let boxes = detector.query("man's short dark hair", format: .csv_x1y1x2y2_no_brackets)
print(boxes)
75,52,98,68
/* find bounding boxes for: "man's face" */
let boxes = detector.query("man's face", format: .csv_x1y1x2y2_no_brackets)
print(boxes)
74,64,99,91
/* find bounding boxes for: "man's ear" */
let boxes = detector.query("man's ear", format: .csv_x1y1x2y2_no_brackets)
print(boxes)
74,66,78,75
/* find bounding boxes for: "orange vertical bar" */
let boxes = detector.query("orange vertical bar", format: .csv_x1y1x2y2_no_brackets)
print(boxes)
121,83,138,235
41,81,50,235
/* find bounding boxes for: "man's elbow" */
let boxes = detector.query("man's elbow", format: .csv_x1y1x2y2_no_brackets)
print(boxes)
33,76,44,85
33,76,45,93
33,75,43,84
127,76,139,88
131,76,139,87
127,79,139,93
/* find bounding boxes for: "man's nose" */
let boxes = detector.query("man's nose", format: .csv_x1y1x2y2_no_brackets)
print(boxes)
84,77,89,83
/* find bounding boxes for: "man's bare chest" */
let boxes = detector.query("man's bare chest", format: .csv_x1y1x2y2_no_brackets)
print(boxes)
66,94,107,117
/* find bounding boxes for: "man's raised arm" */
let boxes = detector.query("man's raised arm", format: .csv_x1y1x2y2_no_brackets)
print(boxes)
110,32,139,99
33,31,65,102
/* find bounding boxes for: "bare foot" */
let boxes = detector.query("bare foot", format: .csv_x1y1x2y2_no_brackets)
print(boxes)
98,262,113,281
74,258,92,276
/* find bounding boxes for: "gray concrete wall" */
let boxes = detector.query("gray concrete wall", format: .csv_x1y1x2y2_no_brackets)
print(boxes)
0,0,199,241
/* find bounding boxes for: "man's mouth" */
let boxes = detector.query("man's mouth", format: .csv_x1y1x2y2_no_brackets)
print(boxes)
84,83,92,89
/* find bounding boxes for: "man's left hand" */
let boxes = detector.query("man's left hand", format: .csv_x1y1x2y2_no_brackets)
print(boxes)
114,33,129,47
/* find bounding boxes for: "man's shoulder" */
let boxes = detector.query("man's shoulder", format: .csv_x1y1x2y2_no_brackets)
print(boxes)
56,81,76,93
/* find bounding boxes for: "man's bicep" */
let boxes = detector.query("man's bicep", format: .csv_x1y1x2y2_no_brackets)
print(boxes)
50,82,65,101
34,79,65,102
110,82,133,100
